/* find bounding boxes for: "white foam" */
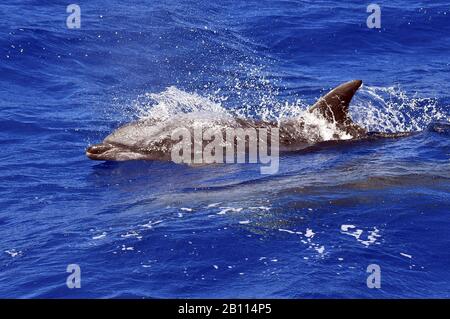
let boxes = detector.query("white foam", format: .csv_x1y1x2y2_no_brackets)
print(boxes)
341,224,356,232
217,207,243,215
5,249,22,258
140,220,163,228
341,225,381,247
360,227,381,246
278,228,302,235
315,246,325,254
249,206,271,211
300,228,326,256
121,231,140,238
121,245,134,251
305,228,315,238
92,232,107,240
400,252,412,259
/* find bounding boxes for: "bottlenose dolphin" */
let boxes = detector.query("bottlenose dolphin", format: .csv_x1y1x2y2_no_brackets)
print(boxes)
86,80,410,162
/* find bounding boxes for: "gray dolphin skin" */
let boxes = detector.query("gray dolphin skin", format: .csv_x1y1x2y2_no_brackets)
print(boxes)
86,80,411,162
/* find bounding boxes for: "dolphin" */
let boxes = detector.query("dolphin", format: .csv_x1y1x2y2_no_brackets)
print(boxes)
86,80,411,162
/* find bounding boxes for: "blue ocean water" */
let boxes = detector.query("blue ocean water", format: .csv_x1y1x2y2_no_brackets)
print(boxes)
0,0,449,298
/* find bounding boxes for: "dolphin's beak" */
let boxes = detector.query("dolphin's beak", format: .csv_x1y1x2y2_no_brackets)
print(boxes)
86,143,113,160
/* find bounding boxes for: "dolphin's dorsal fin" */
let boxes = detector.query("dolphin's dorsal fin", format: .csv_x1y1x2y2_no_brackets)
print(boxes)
309,80,362,125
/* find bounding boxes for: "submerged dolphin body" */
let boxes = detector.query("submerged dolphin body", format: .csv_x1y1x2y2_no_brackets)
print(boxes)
86,80,410,162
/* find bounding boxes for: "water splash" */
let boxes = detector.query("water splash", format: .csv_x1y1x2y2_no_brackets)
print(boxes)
133,86,231,122
352,85,449,133
131,86,352,142
130,82,449,143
